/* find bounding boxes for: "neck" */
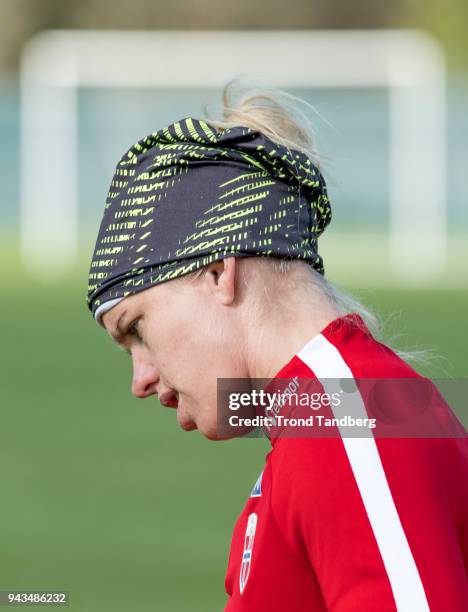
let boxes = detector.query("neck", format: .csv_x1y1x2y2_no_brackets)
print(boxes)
244,293,341,383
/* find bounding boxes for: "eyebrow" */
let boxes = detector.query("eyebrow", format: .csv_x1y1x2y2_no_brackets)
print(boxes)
109,310,130,351
114,311,127,337
109,310,140,356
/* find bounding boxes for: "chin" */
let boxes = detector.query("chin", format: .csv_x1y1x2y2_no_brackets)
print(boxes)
177,399,235,441
198,419,241,441
202,428,228,441
177,414,242,441
187,415,223,441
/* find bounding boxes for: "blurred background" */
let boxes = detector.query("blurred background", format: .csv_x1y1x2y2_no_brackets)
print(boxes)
1,1,467,611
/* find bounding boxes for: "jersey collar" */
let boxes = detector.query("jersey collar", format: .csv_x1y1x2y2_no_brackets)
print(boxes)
262,312,370,445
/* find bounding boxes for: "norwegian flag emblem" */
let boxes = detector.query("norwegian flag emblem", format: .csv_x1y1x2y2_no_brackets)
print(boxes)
239,513,258,594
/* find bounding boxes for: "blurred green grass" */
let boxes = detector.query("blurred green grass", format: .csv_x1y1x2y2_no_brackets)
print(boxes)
1,249,467,611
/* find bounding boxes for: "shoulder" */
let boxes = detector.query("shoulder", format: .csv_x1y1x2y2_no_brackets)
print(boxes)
268,432,468,539
316,314,423,379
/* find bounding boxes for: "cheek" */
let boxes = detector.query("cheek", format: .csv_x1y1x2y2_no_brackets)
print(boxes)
146,297,233,383
144,314,198,379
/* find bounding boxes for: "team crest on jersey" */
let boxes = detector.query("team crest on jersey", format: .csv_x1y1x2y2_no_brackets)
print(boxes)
239,513,257,595
250,471,263,497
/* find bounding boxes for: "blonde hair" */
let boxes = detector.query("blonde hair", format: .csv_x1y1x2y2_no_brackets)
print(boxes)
193,79,435,368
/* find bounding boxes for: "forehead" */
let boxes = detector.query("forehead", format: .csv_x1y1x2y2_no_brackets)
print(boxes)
101,275,195,332
100,283,166,331
100,289,142,326
101,299,127,333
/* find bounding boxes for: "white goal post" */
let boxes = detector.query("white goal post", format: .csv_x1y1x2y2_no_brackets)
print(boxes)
20,29,446,282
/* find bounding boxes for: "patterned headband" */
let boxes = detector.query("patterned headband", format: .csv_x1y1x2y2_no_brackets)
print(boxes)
86,116,332,319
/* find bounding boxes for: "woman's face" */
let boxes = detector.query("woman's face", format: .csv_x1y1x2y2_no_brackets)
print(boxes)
101,259,245,439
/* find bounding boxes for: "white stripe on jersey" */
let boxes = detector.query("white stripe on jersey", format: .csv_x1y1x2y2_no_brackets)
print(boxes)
298,333,430,612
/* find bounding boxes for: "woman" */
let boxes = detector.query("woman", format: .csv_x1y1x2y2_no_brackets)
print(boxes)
86,84,468,610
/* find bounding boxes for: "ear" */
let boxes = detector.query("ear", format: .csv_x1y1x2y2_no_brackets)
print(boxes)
205,257,237,305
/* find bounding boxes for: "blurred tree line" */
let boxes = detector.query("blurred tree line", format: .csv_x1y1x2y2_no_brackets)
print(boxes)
0,0,467,74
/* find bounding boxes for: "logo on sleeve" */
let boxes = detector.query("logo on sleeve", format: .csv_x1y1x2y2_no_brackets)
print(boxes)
239,512,257,595
250,471,263,497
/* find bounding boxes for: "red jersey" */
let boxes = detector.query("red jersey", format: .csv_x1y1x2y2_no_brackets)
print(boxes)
224,313,468,611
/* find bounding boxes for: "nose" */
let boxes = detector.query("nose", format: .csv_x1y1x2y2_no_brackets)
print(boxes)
131,352,160,399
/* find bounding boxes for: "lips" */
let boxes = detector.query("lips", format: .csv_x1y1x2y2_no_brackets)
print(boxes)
158,389,197,431
176,408,197,431
158,390,179,408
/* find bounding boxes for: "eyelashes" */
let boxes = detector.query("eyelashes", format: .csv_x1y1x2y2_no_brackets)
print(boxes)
127,319,143,342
